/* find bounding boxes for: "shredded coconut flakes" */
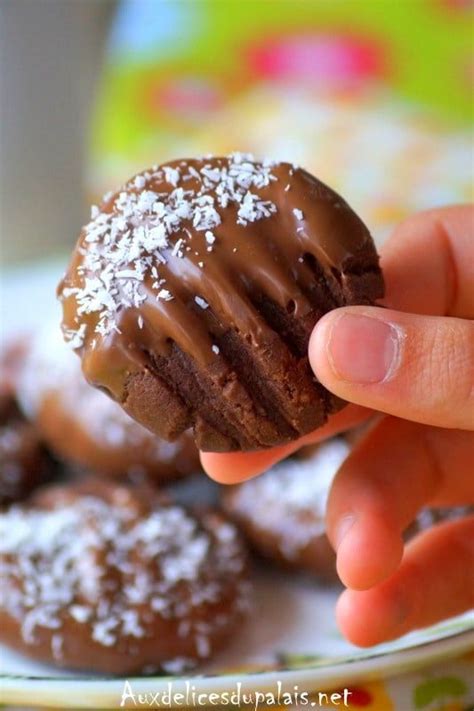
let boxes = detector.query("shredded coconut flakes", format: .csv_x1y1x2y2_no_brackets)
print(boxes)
60,154,281,345
194,296,209,310
0,497,246,659
229,440,349,559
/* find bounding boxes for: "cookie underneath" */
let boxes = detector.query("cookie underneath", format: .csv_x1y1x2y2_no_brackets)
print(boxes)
1,343,56,505
222,439,349,581
0,480,250,674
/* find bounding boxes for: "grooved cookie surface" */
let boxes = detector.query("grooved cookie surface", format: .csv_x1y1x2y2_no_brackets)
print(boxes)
59,155,384,451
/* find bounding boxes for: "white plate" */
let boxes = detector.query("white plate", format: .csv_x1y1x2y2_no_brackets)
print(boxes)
1,260,473,709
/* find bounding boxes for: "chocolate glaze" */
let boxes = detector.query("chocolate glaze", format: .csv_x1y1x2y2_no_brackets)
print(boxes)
59,156,383,450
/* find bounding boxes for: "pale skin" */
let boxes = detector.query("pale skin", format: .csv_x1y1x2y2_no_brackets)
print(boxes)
201,205,474,647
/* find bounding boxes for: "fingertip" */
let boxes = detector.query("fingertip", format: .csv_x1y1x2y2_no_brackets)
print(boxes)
336,515,403,590
199,450,282,484
336,585,409,647
199,451,243,483
336,590,374,647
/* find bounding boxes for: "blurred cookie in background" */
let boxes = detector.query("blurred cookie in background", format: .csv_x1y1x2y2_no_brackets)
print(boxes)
222,439,349,582
0,478,251,674
0,338,29,413
0,342,57,506
0,399,56,507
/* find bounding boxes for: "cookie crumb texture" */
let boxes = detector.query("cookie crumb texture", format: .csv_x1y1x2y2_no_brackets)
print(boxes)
59,154,384,451
0,481,249,674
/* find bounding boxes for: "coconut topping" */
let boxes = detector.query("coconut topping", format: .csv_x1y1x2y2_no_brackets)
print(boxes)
0,487,248,665
61,153,281,346
228,439,349,559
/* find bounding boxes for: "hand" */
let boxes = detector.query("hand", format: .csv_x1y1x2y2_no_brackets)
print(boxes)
201,205,474,646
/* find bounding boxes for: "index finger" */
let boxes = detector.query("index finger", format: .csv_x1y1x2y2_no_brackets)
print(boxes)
381,204,473,318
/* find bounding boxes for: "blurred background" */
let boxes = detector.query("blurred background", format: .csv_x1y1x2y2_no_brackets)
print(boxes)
1,0,473,265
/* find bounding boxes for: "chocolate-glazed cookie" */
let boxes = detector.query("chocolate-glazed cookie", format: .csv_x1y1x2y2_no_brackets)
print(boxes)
222,439,349,581
59,154,384,452
17,328,200,484
0,480,250,674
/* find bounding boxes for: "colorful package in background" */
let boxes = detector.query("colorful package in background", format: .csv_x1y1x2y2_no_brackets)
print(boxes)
89,0,473,241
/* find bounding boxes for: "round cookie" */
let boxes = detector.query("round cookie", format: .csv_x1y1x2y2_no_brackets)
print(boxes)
0,479,250,674
17,328,200,483
222,438,349,581
0,398,55,506
0,338,29,420
1,344,56,505
59,154,384,452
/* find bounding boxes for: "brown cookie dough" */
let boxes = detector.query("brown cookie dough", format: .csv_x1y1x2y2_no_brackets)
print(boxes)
222,439,349,581
0,479,250,674
17,328,200,483
58,155,384,452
